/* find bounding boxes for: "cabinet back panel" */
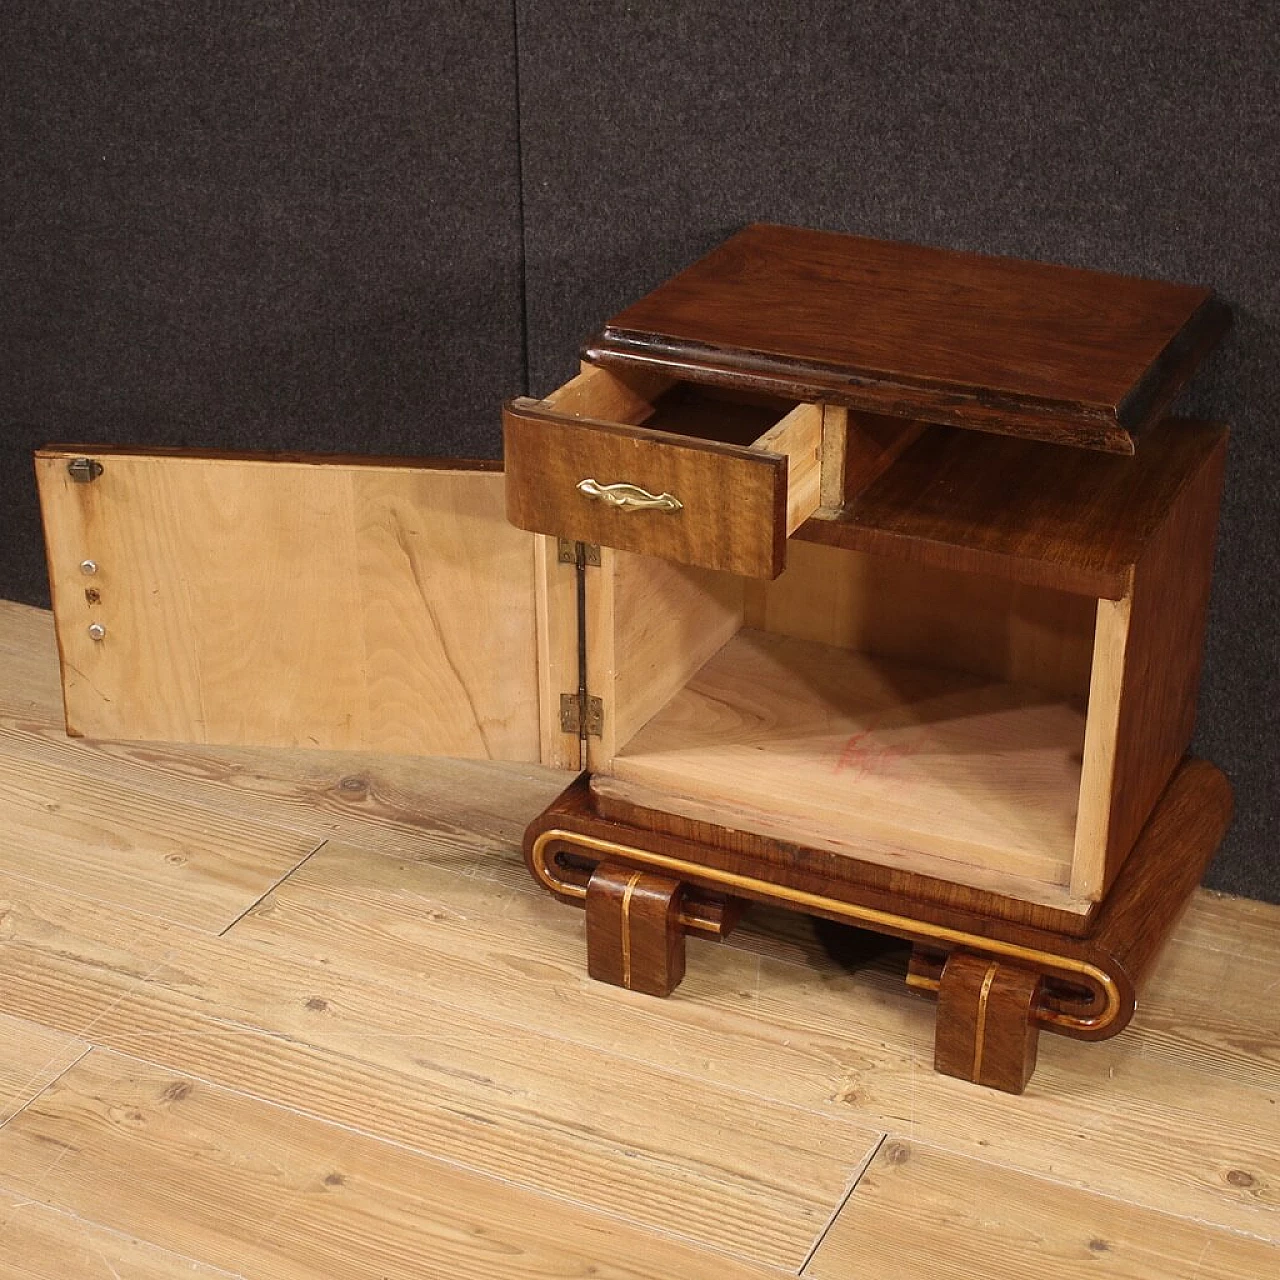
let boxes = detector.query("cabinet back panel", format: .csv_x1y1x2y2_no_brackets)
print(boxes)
745,541,1096,700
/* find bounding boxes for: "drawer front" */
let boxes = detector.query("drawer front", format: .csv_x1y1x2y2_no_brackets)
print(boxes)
504,398,791,578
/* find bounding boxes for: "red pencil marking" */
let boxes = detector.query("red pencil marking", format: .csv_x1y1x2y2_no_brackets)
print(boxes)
835,724,918,777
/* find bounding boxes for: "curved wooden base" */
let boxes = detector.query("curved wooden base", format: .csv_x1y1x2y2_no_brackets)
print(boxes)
522,758,1233,1093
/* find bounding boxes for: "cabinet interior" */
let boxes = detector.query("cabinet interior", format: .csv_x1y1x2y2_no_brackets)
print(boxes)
588,540,1113,912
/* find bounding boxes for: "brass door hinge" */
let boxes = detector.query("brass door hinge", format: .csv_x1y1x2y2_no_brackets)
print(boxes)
560,692,603,737
557,538,601,566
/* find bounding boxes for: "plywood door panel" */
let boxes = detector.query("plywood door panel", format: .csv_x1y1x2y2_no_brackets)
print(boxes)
36,451,544,762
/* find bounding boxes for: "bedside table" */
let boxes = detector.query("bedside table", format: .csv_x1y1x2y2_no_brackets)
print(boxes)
36,224,1234,1093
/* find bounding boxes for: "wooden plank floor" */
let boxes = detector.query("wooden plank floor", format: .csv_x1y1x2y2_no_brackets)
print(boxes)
0,598,1276,1278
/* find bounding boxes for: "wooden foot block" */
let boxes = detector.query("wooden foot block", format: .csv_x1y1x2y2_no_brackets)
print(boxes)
935,951,1043,1094
585,864,687,997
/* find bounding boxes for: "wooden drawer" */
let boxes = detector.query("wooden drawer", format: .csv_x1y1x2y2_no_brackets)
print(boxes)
503,365,822,578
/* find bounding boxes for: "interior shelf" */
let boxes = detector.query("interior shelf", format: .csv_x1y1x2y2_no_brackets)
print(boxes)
609,628,1087,890
798,417,1225,599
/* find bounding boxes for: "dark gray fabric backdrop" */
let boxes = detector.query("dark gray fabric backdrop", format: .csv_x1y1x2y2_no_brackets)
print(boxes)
3,3,1276,899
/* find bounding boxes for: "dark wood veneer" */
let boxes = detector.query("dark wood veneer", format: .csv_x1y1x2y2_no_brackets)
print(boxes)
587,223,1230,453
798,417,1227,599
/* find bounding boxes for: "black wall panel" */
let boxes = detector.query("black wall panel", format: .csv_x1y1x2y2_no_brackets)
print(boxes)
2,1,524,604
516,2,1279,899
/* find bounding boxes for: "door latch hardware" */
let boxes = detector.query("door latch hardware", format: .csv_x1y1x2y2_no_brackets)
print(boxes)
67,458,104,484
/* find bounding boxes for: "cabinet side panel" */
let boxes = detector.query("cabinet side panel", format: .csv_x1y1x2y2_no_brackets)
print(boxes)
35,453,542,761
589,550,744,771
1097,433,1228,893
1070,597,1131,899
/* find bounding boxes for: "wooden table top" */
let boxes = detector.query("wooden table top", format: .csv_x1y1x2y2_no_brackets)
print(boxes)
587,224,1229,453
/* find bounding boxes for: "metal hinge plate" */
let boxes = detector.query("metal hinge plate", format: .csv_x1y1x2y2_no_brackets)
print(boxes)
557,538,601,566
559,692,604,737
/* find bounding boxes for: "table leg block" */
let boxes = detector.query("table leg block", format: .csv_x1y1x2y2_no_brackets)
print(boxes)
935,951,1043,1093
585,864,688,997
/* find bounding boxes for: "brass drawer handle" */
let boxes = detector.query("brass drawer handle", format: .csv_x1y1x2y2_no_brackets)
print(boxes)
576,478,683,513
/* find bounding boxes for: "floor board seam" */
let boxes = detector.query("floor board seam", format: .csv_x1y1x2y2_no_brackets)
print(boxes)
867,1132,1280,1248
0,1176,248,1279
55,1045,803,1276
798,1133,887,1275
216,838,330,937
0,1043,92,1137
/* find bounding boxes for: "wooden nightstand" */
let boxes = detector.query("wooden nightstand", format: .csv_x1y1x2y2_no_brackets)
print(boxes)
36,224,1233,1093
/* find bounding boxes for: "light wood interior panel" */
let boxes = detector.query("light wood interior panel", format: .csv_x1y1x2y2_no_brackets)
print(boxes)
543,360,674,421
745,539,1096,698
1071,595,1131,899
36,452,542,761
587,548,744,770
610,629,1086,890
753,401,823,533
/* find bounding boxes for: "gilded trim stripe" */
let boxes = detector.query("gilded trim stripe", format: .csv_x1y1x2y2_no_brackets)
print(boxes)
529,828,1123,1036
972,962,999,1081
619,871,644,988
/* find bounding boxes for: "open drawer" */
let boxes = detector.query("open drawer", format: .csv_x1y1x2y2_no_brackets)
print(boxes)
503,364,824,578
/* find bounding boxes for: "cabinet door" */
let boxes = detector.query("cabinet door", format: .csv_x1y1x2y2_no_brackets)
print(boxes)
36,448,553,764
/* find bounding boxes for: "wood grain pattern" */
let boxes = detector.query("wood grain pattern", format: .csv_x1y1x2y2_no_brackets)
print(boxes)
503,396,792,578
544,359,674,421
585,863,687,995
1071,595,1131,898
743,539,1096,700
806,1140,1280,1280
753,402,823,534
609,629,1086,890
0,1187,239,1280
1091,431,1228,895
587,548,744,770
0,871,879,1269
797,417,1229,598
0,1012,87,1126
588,223,1230,451
933,953,1042,1093
0,751,320,931
837,411,927,502
36,450,543,760
591,772,1090,916
0,1051,791,1280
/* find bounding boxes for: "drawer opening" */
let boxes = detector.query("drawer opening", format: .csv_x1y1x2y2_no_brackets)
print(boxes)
504,364,824,577
587,541,1116,914
544,364,805,451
